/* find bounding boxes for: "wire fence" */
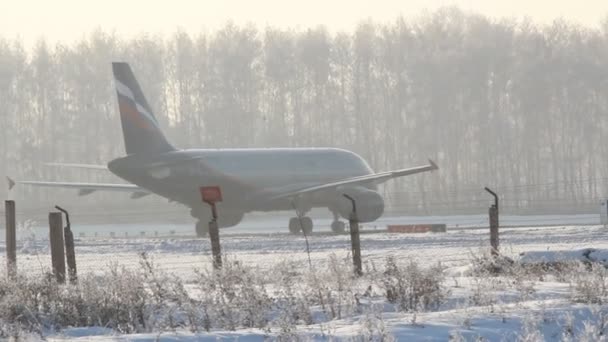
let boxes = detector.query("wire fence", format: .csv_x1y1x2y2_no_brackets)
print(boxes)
2,176,608,281
0,233,467,280
1,216,606,282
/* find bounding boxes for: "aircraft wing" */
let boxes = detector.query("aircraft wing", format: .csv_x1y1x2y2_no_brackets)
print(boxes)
269,159,438,200
7,177,150,198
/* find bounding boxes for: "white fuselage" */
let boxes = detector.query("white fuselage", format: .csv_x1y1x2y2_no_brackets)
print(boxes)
108,148,377,224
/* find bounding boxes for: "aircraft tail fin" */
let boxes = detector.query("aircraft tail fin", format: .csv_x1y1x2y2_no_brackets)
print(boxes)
7,176,15,190
112,62,175,155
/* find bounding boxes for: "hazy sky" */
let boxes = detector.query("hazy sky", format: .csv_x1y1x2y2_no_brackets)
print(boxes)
2,0,607,48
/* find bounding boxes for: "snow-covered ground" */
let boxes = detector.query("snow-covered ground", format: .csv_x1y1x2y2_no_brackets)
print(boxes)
0,213,601,239
2,219,608,340
6,221,605,279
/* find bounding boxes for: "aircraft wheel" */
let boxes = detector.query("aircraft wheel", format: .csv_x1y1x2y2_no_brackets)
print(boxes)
300,217,313,235
331,221,346,234
289,217,300,234
196,221,209,237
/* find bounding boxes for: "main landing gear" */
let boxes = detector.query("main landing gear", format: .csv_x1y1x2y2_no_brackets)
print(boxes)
286,216,346,234
330,211,346,233
288,216,313,235
331,220,346,233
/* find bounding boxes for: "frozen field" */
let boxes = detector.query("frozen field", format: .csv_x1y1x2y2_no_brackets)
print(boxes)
2,218,608,340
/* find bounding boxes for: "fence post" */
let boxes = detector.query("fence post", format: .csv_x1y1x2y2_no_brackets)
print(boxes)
200,187,223,269
56,206,77,283
344,194,362,276
49,212,65,283
485,187,500,257
5,200,16,278
208,204,222,269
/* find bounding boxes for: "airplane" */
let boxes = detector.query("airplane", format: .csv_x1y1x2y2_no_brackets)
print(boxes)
8,62,438,236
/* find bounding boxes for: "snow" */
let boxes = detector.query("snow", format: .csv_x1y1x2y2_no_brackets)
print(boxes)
51,329,269,341
2,217,608,340
520,248,608,266
43,304,608,341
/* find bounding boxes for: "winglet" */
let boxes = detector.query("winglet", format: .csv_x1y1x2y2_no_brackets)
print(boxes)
428,159,439,170
6,176,15,190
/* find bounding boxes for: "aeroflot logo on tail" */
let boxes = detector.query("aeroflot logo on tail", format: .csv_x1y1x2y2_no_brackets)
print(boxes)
115,80,160,133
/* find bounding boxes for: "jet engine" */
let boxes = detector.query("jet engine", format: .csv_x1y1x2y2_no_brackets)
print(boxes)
335,186,384,222
190,208,244,228
218,211,244,228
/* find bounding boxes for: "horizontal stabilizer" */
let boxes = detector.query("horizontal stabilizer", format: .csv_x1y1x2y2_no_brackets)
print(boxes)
8,179,149,197
45,162,107,170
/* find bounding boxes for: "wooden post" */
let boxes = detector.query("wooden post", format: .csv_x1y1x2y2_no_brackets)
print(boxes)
200,186,223,269
349,218,362,276
49,212,65,283
208,204,222,269
63,225,78,283
56,206,77,283
64,227,77,283
485,187,500,257
344,194,362,276
5,200,16,278
489,205,499,256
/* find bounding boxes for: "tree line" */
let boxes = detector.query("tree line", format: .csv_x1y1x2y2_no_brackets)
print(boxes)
2,7,608,216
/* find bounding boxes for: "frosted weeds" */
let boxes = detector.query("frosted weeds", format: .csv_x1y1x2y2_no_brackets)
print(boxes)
0,253,445,338
0,249,608,340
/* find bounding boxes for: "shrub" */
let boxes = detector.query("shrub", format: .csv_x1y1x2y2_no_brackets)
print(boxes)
195,258,272,330
380,257,448,312
0,266,151,334
272,261,313,327
0,255,192,334
300,255,361,320
570,263,608,305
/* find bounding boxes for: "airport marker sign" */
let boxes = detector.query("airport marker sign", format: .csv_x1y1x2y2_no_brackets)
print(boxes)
200,186,223,204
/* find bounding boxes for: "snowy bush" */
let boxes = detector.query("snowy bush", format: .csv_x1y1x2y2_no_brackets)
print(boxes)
272,261,314,328
570,262,608,304
0,272,58,334
300,254,361,320
0,267,151,334
468,249,515,277
195,258,272,330
79,264,151,333
354,309,395,342
138,252,193,331
467,250,540,305
468,275,500,307
0,255,193,334
0,254,373,335
380,257,448,312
